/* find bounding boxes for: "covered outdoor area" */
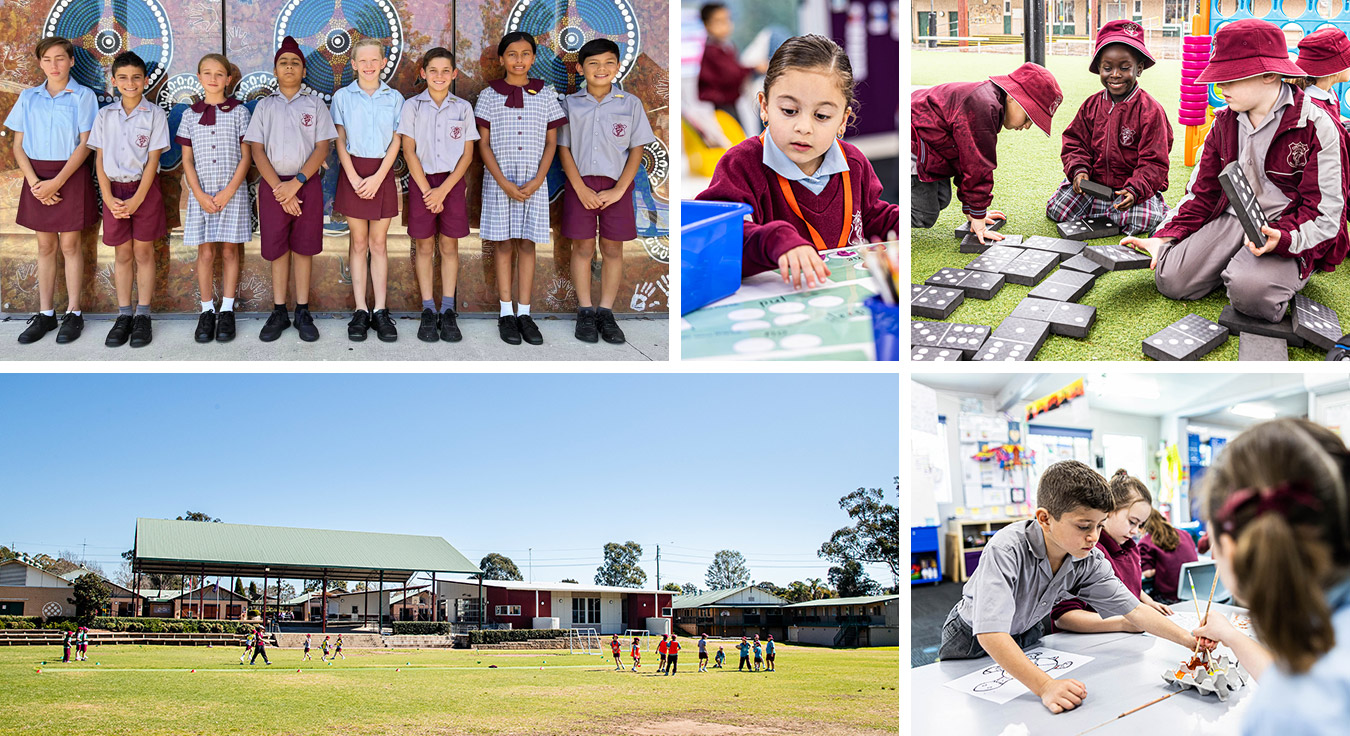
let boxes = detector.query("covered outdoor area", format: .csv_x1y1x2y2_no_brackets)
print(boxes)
130,518,483,633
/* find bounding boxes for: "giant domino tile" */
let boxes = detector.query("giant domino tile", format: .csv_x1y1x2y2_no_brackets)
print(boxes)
971,317,1051,361
1290,294,1343,351
911,321,991,359
924,268,1005,300
1142,314,1230,361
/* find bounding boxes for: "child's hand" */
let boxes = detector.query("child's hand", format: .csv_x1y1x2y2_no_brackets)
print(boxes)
123,194,144,217
1120,235,1163,269
1113,189,1136,211
281,195,303,217
1193,612,1237,646
211,189,235,211
777,245,832,290
1147,599,1174,617
969,212,1005,244
425,186,448,213
40,193,62,206
1038,678,1087,714
1246,225,1281,256
31,180,58,201
357,175,381,200
594,188,621,209
194,190,221,214
502,182,527,202
519,177,544,198
576,185,603,210
274,179,302,203
1072,172,1088,195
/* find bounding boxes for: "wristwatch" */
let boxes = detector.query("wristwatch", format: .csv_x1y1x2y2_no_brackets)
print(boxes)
295,172,308,184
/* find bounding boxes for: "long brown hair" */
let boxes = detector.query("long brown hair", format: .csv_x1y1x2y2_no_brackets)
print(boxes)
1202,418,1350,673
1142,507,1180,552
1108,469,1152,510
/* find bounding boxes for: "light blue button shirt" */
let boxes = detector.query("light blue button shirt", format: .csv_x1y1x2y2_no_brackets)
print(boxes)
330,81,404,159
761,128,849,196
3,81,98,161
1242,578,1350,736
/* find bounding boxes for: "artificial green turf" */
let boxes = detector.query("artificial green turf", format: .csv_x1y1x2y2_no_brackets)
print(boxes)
0,644,899,735
911,50,1350,360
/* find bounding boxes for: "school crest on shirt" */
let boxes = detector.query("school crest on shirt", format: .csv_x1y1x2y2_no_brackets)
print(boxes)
136,134,149,148
450,125,463,140
300,113,314,128
849,208,864,246
1288,141,1310,169
613,122,627,137
1120,126,1136,146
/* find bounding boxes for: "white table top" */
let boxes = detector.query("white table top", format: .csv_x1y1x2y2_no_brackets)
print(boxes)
911,602,1256,736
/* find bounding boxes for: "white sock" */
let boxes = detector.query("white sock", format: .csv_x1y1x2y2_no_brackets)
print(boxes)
499,300,514,318
518,303,531,317
41,309,54,317
71,311,81,316
201,301,214,313
221,297,235,312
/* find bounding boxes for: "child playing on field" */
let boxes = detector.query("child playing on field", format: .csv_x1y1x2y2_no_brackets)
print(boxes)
1295,29,1350,123
474,31,566,346
1052,471,1175,633
332,39,404,343
558,38,656,344
6,36,99,345
752,636,763,671
399,47,477,344
912,61,1063,241
62,630,72,662
697,34,898,288
303,633,312,661
714,645,725,669
1122,19,1348,324
737,637,751,671
90,51,169,349
250,626,270,665
320,635,331,662
77,627,88,661
1048,21,1172,236
666,634,680,675
765,635,775,671
631,636,642,672
611,634,623,670
697,633,709,672
657,633,669,673
334,634,345,660
1138,507,1199,603
940,461,1214,715
180,53,252,344
240,630,253,664
244,36,338,343
1188,418,1350,732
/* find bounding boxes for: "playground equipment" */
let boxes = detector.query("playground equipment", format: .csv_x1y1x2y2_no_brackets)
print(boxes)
1182,0,1350,166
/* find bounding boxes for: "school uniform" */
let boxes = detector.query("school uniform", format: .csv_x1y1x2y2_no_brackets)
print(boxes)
1138,529,1199,602
4,80,99,232
331,80,403,221
176,98,252,247
697,39,754,116
397,89,478,238
242,89,337,261
939,519,1139,660
473,79,567,244
1048,86,1173,235
1049,533,1142,631
88,97,170,245
695,133,897,276
559,86,655,241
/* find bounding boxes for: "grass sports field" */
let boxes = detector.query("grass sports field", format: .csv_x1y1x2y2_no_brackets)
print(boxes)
911,49,1350,360
0,642,899,735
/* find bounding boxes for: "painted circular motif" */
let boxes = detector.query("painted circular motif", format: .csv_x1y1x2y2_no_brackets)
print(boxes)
274,0,404,102
44,0,174,104
155,73,205,172
507,0,641,94
42,601,63,617
640,139,668,198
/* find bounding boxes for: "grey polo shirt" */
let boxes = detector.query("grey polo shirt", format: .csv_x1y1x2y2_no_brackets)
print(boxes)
87,98,169,182
1231,82,1295,221
954,519,1140,636
558,87,656,180
243,89,337,177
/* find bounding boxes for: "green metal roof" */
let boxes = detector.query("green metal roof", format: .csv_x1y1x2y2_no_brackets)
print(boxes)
133,518,481,581
779,594,899,609
672,586,760,609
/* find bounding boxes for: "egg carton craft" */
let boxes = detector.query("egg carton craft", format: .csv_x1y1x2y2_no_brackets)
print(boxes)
1160,652,1248,702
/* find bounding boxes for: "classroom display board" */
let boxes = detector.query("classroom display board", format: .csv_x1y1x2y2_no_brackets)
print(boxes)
0,0,669,314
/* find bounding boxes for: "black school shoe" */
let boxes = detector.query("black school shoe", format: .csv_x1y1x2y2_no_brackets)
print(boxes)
597,309,625,344
295,307,319,342
348,309,371,342
129,315,153,348
417,308,439,343
106,315,134,347
55,313,83,344
215,311,236,342
194,311,217,343
498,315,521,345
17,313,58,344
259,308,291,342
372,309,397,343
574,308,599,343
517,315,544,345
439,309,462,342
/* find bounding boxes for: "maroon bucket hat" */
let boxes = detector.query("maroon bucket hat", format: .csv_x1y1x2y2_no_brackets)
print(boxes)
990,62,1063,137
1297,27,1350,78
1090,20,1157,73
1195,19,1305,84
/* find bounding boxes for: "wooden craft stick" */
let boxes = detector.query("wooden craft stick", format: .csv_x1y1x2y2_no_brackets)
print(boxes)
1074,692,1181,736
1201,573,1220,625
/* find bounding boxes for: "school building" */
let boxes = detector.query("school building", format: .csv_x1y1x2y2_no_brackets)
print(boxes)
670,585,792,640
0,559,142,618
436,579,675,635
912,0,1200,42
672,587,901,647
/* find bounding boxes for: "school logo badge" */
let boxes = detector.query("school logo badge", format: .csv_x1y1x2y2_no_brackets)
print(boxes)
613,122,627,137
450,125,463,140
1049,97,1061,116
136,134,149,148
1120,127,1136,146
850,208,864,246
1288,141,1310,169
1122,22,1141,36
301,113,314,127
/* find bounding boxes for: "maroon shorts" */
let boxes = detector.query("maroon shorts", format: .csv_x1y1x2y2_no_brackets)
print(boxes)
102,178,168,246
561,175,637,241
408,172,469,239
17,159,99,233
335,155,398,221
258,175,323,261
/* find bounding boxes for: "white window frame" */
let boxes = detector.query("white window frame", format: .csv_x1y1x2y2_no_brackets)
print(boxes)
495,605,522,616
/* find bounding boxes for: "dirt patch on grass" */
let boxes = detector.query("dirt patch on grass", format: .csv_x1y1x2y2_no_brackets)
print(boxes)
623,720,786,735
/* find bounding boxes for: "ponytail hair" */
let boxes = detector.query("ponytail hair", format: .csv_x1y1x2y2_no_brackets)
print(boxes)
1108,468,1152,511
1202,418,1350,673
762,34,857,121
1142,507,1180,552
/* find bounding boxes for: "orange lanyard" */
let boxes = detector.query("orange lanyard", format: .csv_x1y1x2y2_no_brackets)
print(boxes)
761,133,852,251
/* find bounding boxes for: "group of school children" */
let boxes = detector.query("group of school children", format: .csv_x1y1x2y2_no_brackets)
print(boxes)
939,418,1350,731
60,627,89,662
7,30,655,348
913,18,1350,326
299,633,344,662
607,632,777,675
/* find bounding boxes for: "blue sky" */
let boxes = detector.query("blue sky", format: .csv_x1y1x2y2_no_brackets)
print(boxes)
0,373,899,591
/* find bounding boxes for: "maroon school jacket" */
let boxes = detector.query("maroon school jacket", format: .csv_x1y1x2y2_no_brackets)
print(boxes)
697,136,899,276
1061,87,1173,202
1138,529,1199,602
698,41,753,109
911,80,1005,219
1307,90,1350,225
1156,84,1349,279
1050,533,1142,631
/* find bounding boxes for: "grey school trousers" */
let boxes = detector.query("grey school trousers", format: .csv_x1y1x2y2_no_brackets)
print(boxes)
938,605,1045,660
912,175,953,229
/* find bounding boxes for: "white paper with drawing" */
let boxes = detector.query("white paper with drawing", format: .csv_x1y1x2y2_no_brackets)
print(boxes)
943,647,1094,705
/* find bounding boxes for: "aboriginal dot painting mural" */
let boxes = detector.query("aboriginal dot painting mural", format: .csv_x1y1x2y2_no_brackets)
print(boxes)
0,0,669,315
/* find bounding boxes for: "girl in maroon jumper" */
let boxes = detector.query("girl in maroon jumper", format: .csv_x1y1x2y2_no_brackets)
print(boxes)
1138,507,1199,603
696,35,897,288
1052,470,1175,633
1048,20,1173,235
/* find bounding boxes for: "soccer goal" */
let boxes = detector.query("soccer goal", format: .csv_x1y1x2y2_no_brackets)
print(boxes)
568,628,600,655
624,629,652,654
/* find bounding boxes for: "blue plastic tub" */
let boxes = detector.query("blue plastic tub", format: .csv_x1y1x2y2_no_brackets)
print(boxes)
681,200,752,314
865,294,899,361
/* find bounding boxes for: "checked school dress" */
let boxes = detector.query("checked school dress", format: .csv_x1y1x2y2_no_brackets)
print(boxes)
474,79,567,244
176,102,253,246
